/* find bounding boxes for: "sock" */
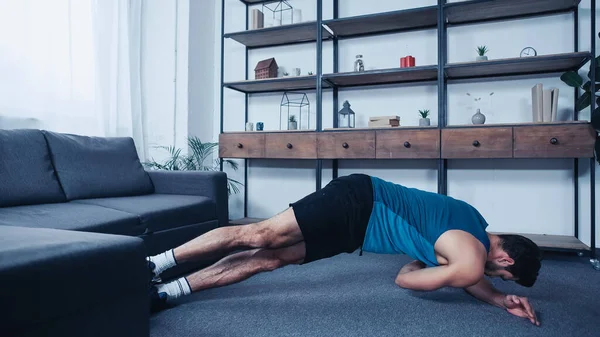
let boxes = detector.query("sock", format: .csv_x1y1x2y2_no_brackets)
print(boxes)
148,249,177,277
157,277,192,301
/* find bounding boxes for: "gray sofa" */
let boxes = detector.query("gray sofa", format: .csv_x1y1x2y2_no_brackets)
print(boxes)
0,129,229,337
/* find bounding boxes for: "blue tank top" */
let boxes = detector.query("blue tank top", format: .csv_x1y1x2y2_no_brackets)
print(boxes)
362,177,490,267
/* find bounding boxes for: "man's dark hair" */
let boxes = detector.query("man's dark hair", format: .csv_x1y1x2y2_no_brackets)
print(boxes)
498,234,543,287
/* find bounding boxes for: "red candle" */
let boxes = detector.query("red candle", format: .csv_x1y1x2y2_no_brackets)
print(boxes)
406,55,415,67
400,57,407,68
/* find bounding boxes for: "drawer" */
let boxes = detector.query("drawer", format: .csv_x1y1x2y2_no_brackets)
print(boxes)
513,124,596,158
318,131,376,159
376,129,440,159
441,128,513,159
219,133,265,158
265,133,317,159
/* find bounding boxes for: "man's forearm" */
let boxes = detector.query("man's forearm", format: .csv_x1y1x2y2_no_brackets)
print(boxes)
464,278,506,309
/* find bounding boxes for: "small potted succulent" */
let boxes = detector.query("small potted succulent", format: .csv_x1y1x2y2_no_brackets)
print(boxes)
288,115,298,130
476,45,489,61
419,109,430,126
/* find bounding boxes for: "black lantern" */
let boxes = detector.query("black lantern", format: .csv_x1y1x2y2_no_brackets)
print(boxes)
338,100,355,128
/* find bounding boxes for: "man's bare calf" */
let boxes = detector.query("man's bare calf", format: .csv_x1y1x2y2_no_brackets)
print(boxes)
147,207,306,310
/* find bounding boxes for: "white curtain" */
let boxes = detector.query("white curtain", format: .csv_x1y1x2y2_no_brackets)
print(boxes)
0,0,147,160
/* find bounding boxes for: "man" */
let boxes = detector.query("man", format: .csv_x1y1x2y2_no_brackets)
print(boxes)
148,174,542,325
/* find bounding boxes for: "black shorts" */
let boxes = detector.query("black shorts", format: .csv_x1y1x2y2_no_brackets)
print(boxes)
289,174,374,264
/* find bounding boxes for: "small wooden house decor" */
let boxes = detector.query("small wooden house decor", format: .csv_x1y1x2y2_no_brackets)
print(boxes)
254,57,278,79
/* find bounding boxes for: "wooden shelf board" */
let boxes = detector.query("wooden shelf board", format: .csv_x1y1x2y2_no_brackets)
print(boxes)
229,217,266,225
323,6,438,38
446,52,590,79
222,130,316,134
324,126,438,131
447,121,589,128
323,66,438,88
224,75,324,93
493,233,590,251
224,22,331,48
446,0,580,25
240,0,276,4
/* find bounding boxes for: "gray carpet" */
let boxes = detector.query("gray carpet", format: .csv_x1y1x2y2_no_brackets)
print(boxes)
150,252,600,337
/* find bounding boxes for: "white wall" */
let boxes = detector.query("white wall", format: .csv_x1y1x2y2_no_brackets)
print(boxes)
142,0,189,161
208,0,600,247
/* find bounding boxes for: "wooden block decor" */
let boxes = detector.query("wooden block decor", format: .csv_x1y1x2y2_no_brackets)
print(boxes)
254,58,278,79
513,124,596,158
265,133,317,159
441,128,513,159
317,131,376,159
376,129,439,159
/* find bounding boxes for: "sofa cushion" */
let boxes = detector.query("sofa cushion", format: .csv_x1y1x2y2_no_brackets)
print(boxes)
0,225,148,336
0,203,144,236
73,194,217,233
0,129,66,207
42,130,154,200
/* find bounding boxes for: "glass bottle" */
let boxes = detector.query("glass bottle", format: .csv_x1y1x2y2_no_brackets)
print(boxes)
354,55,364,72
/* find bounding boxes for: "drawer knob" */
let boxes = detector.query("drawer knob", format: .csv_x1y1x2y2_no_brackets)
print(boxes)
472,140,480,147
286,143,293,149
404,141,411,148
550,137,558,145
342,142,349,149
237,143,243,149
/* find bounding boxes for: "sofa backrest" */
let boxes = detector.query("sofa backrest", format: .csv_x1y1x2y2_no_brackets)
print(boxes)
42,131,154,200
0,129,66,207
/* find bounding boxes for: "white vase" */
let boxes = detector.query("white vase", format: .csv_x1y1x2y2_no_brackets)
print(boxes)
476,55,488,61
472,109,486,124
419,118,430,126
293,9,302,23
288,121,297,130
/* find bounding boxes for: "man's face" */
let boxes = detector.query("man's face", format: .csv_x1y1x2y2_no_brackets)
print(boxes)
484,261,517,281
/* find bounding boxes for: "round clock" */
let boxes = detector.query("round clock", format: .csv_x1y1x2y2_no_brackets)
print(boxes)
520,47,537,57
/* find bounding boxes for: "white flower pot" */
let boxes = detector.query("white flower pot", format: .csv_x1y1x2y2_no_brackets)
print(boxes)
476,55,488,61
288,121,297,130
419,118,430,126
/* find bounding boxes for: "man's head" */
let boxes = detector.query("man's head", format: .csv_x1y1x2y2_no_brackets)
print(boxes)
485,234,542,287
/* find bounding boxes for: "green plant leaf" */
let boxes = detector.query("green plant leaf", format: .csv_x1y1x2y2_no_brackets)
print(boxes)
561,71,584,88
595,136,600,166
576,92,591,112
592,106,600,131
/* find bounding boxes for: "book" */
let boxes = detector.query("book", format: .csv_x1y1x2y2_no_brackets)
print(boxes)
531,83,543,122
551,88,559,121
369,115,400,122
542,89,552,122
368,119,400,127
251,9,264,29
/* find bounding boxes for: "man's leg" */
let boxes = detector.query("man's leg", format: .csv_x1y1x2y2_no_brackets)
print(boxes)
151,241,306,311
148,207,304,280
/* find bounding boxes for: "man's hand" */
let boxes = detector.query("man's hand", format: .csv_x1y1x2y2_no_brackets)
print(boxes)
399,260,426,274
504,294,540,326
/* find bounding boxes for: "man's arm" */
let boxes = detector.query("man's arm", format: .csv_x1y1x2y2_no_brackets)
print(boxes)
465,278,540,326
395,263,482,291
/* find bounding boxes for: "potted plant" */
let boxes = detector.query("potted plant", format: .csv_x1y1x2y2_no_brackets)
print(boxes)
476,45,489,61
288,115,298,130
143,137,243,195
419,109,430,126
560,32,600,165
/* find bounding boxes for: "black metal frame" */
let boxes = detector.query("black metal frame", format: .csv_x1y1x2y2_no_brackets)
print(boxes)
220,0,598,263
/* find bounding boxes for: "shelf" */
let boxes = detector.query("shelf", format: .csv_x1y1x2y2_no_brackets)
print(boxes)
493,233,590,251
224,75,325,94
446,121,590,128
446,0,580,25
224,22,332,48
239,0,277,4
323,66,438,88
223,130,316,134
324,126,438,131
323,6,437,38
445,52,590,80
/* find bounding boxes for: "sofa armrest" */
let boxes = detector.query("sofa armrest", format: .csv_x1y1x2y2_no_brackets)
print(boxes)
147,170,229,226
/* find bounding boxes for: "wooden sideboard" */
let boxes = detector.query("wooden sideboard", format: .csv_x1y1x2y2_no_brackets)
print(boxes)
219,122,596,160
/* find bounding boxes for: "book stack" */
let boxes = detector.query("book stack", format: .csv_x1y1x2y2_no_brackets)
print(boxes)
368,116,400,128
531,83,559,122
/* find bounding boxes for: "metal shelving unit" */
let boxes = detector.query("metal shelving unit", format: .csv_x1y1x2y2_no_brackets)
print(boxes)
219,0,598,267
